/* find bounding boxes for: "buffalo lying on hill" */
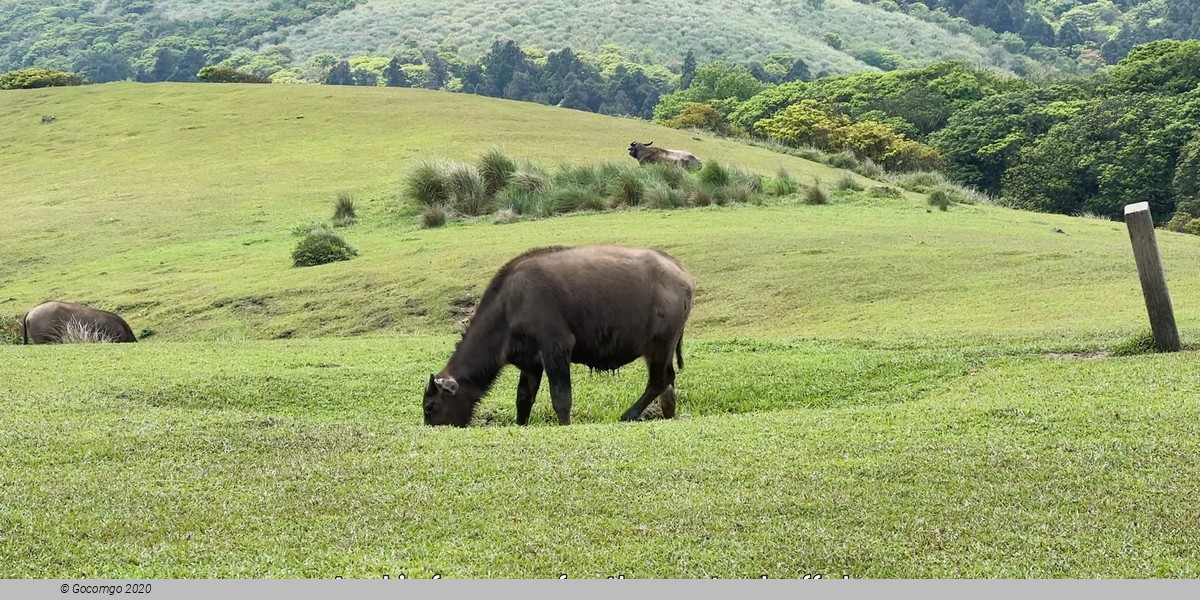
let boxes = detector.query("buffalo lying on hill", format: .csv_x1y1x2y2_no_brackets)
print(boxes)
423,245,695,427
22,300,137,344
628,141,702,169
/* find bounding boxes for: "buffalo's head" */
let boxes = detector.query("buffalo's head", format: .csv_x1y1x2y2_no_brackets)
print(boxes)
629,141,653,159
423,373,480,427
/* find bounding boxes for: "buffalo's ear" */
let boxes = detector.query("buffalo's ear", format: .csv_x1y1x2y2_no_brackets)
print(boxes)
434,376,459,396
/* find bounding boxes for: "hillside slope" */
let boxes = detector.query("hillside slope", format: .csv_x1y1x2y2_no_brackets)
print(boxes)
3,82,1199,346
262,0,1021,74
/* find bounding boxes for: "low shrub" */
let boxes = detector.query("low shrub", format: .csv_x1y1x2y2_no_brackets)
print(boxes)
827,150,860,170
870,186,904,199
1164,212,1193,232
0,67,86,90
197,65,270,84
291,223,359,266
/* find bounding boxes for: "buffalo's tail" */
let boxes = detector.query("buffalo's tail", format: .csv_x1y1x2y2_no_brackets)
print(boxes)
675,334,684,371
21,313,28,345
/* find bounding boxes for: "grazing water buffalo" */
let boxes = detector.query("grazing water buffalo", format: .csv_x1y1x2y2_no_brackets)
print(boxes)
628,141,702,169
423,245,695,427
22,300,137,344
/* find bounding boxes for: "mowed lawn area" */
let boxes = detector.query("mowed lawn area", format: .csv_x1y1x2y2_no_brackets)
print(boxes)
1,83,1199,577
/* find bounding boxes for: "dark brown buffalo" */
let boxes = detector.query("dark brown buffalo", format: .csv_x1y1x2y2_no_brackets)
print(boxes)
423,245,695,427
628,141,702,169
23,300,137,344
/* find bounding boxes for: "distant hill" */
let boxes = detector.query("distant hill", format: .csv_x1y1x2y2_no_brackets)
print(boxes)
252,0,1025,76
2,0,1032,83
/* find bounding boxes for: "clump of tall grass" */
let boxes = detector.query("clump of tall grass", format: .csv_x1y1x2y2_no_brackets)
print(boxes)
477,148,517,197
803,179,829,205
836,172,865,192
446,163,489,216
404,159,452,207
888,170,951,193
928,189,952,211
403,154,777,225
609,168,647,207
58,318,117,344
645,183,684,209
421,204,448,228
332,191,357,227
510,161,550,194
854,158,884,179
770,168,798,196
699,161,732,187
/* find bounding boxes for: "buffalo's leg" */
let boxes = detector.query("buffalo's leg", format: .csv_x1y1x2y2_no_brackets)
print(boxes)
515,367,543,426
654,363,678,419
540,345,574,426
621,353,671,422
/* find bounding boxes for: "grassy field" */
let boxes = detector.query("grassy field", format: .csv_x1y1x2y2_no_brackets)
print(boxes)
2,82,1200,577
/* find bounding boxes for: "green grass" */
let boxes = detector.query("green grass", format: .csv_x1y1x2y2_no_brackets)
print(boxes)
3,82,1200,577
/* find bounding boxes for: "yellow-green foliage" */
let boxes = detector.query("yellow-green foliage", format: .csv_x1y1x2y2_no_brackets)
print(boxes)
756,100,850,149
0,67,85,89
757,100,942,171
663,103,734,135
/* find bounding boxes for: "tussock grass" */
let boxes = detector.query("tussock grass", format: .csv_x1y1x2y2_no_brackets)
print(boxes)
770,168,799,197
804,179,830,205
407,154,783,225
928,189,952,211
403,159,451,207
477,148,517,198
332,192,357,227
420,203,448,228
837,172,865,192
445,163,490,216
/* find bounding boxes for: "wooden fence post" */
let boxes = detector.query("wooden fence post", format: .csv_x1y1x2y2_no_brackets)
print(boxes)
1124,201,1181,352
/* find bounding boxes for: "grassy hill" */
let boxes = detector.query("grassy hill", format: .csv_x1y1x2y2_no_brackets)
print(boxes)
260,0,1022,74
2,83,1200,577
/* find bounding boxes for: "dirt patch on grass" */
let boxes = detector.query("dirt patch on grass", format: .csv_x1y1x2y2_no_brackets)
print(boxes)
1045,351,1111,360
